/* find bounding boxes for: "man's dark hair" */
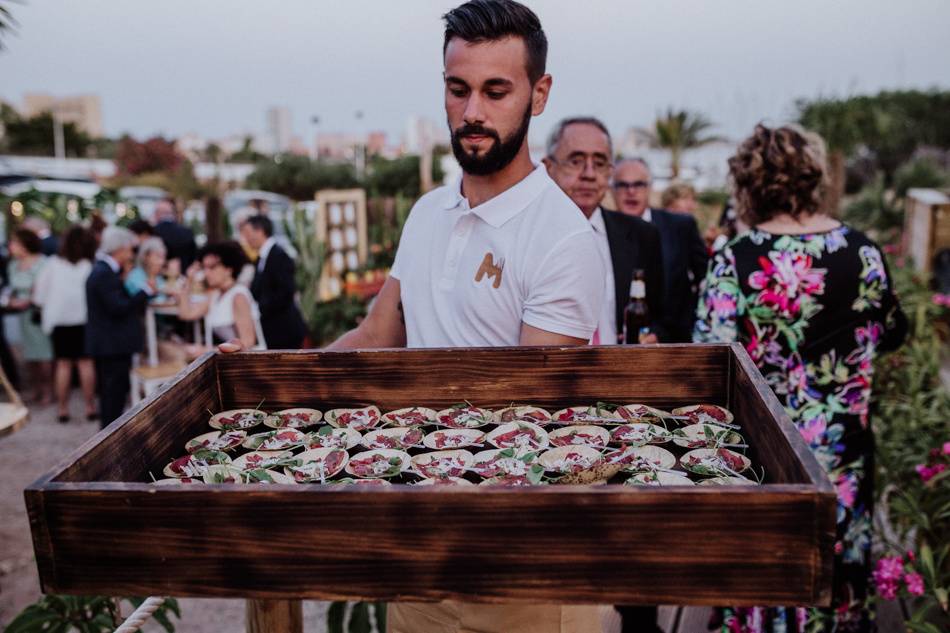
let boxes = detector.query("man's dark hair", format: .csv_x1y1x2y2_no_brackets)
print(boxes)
443,0,547,84
198,240,248,281
128,219,154,237
245,214,274,238
12,228,42,255
59,224,97,264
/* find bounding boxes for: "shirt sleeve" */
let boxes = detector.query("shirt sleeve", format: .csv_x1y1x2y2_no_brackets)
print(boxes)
693,244,741,343
522,229,605,340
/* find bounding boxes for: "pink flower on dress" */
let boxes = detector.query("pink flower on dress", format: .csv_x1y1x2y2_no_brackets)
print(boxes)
835,472,857,508
904,572,925,596
710,292,737,318
798,414,827,445
748,251,827,318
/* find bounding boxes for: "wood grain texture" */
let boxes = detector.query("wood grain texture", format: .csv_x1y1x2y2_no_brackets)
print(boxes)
215,345,730,411
246,599,302,633
30,485,827,606
26,345,834,606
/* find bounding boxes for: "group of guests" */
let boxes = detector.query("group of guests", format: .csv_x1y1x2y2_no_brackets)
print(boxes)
1,198,306,429
540,116,906,632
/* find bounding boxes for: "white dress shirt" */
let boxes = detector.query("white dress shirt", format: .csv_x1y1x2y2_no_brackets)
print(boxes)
642,207,653,223
257,237,276,272
587,208,617,345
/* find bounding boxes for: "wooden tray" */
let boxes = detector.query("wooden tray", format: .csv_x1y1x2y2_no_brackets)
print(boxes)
25,344,835,606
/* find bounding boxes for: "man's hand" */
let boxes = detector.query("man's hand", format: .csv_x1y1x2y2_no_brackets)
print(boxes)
218,339,243,353
639,332,659,344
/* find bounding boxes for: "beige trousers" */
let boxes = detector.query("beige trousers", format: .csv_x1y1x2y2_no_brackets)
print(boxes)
388,601,614,633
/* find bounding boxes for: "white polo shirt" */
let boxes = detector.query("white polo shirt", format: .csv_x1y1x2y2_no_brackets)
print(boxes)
391,165,604,348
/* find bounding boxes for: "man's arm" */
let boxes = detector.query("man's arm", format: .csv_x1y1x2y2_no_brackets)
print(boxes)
519,323,587,346
325,276,407,350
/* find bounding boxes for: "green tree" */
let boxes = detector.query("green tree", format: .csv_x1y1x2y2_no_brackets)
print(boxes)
1,110,92,156
246,154,359,200
230,135,264,163
365,154,445,199
0,0,18,51
648,108,721,179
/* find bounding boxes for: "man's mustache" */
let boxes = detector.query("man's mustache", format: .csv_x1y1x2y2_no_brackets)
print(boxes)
454,124,500,140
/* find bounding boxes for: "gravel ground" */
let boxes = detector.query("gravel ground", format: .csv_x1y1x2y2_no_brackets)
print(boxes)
0,394,329,632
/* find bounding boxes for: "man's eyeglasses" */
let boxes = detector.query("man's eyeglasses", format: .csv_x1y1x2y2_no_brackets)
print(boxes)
550,155,612,176
612,180,650,191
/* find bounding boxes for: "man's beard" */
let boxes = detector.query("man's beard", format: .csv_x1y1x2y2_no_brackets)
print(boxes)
449,103,532,176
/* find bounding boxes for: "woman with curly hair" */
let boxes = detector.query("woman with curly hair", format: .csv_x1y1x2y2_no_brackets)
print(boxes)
695,124,908,632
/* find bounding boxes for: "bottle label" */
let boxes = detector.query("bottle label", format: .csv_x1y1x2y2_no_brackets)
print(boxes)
629,280,645,299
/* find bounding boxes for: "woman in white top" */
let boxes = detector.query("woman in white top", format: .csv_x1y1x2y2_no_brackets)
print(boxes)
177,241,264,351
32,225,99,422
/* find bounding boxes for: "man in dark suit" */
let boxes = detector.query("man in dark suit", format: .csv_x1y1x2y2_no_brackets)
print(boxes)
612,158,709,342
85,226,152,428
152,198,197,271
543,117,665,344
240,215,307,349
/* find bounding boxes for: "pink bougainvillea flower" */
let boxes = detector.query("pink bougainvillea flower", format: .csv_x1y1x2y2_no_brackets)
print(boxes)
916,463,947,483
873,555,905,599
943,441,950,456
904,572,925,596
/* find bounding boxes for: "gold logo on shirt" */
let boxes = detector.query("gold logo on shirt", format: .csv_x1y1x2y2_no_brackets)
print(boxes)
475,252,503,288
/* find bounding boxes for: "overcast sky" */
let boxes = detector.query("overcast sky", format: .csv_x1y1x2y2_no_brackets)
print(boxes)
2,0,948,145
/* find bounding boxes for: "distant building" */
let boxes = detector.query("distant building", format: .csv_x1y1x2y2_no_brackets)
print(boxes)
404,116,445,154
22,93,104,137
366,131,387,157
266,106,293,153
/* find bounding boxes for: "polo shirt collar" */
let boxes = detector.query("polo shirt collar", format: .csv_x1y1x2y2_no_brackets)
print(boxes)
440,164,549,228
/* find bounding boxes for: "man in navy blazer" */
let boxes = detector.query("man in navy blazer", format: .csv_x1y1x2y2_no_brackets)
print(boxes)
86,226,152,427
612,159,709,343
240,215,307,349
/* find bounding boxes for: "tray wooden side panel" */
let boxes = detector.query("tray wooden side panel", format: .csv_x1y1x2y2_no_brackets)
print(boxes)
214,345,731,411
30,485,829,606
52,354,219,483
727,344,837,604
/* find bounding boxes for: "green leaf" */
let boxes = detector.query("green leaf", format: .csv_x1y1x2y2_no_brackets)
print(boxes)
327,601,346,633
348,601,372,633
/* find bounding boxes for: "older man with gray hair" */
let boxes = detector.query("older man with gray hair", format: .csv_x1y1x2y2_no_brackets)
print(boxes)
85,226,154,427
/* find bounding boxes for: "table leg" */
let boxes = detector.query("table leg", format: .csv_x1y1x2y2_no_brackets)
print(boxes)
246,599,302,633
146,308,158,366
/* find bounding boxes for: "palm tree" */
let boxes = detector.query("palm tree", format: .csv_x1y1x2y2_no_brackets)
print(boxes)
0,1,20,52
649,108,721,179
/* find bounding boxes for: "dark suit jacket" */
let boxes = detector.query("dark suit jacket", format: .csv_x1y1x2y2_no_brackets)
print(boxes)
85,260,149,357
251,243,307,349
601,209,666,342
154,220,197,270
649,208,709,343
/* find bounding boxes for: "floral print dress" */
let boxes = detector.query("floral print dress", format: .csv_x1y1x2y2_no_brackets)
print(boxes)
694,225,907,633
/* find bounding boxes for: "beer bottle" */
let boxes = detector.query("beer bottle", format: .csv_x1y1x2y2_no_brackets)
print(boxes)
622,269,651,344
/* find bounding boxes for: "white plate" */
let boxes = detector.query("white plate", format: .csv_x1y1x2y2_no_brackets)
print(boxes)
672,423,743,449
264,408,323,429
361,427,425,450
435,406,494,429
381,407,437,426
345,449,411,479
185,429,246,453
471,448,539,478
325,406,382,431
410,450,474,479
208,408,266,431
201,465,244,484
284,447,349,482
609,423,671,446
547,425,609,448
616,403,672,422
163,450,231,478
240,470,297,485
672,404,735,426
485,421,549,451
242,428,306,451
423,428,485,450
306,426,361,450
608,445,676,472
493,405,552,425
231,450,297,472
538,445,603,474
625,471,694,486
416,476,474,487
697,476,757,486
681,448,751,477
550,406,625,426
